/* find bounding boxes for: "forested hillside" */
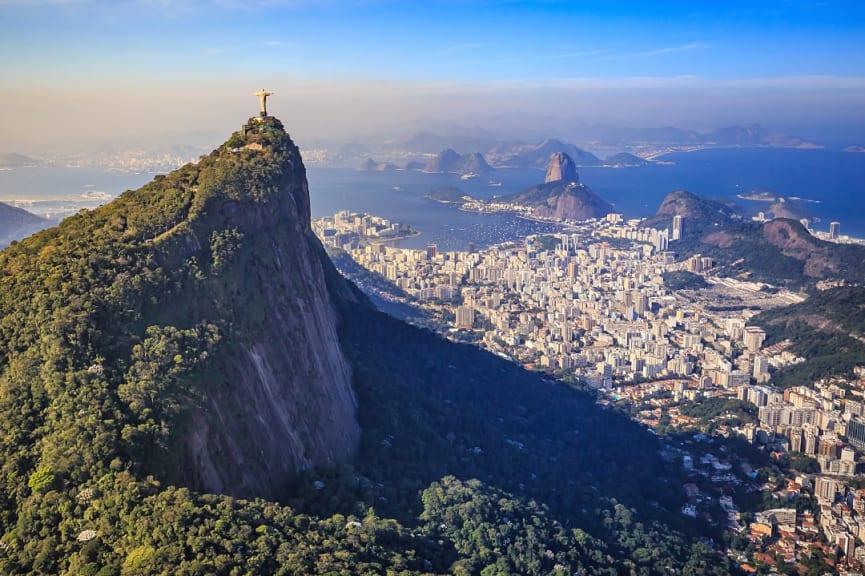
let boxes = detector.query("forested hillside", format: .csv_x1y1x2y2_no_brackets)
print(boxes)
750,286,865,388
0,117,726,574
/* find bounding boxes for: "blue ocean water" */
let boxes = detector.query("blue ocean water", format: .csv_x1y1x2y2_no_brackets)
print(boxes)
0,167,154,222
3,147,864,249
581,148,865,237
305,166,560,250
307,147,865,247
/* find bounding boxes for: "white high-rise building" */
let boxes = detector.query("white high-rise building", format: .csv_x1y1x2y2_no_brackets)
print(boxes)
672,215,684,241
753,356,769,381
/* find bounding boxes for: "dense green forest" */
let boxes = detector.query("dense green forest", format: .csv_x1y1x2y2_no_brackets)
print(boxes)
750,286,865,388
0,118,728,574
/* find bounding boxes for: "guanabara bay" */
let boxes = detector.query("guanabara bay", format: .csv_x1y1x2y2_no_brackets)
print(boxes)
0,115,728,574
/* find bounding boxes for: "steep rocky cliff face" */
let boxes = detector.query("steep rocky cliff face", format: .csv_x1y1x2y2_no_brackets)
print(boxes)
0,115,361,503
180,169,361,499
498,152,613,221
163,119,362,500
544,151,579,183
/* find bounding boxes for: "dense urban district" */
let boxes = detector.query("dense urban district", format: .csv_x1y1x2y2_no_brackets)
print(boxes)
315,208,865,575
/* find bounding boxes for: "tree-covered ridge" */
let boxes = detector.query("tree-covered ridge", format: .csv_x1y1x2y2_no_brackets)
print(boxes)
0,120,297,467
0,119,318,573
1,117,726,574
749,286,865,388
642,189,742,232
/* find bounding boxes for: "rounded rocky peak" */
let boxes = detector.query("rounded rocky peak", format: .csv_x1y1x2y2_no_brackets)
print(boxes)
545,152,579,184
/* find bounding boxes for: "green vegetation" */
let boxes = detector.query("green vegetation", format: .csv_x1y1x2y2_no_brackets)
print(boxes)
662,270,709,291
750,286,865,388
424,186,470,204
785,453,820,474
679,398,758,431
329,300,730,575
528,234,561,252
0,119,725,574
644,191,865,288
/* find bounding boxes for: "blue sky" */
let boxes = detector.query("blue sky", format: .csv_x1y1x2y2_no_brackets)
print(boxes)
1,0,864,148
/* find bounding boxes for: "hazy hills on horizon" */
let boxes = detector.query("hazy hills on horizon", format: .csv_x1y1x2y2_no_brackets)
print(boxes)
0,153,43,169
390,120,821,157
336,120,827,171
3,119,832,171
357,138,650,176
0,201,49,248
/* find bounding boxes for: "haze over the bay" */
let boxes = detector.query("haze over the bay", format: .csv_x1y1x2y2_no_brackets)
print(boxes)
2,0,864,152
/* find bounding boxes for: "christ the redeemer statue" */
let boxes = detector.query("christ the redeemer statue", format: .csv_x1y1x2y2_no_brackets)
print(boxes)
255,89,273,117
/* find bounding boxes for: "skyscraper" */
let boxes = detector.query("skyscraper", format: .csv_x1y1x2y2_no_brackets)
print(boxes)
743,326,766,354
672,215,684,241
753,356,769,381
830,221,841,239
656,228,669,251
848,415,865,450
455,305,474,329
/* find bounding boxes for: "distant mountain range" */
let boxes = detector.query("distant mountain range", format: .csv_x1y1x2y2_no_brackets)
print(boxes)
604,152,649,167
379,121,813,175
487,138,603,168
0,202,49,247
399,122,820,156
423,148,492,175
0,152,42,168
358,158,399,171
574,122,818,149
